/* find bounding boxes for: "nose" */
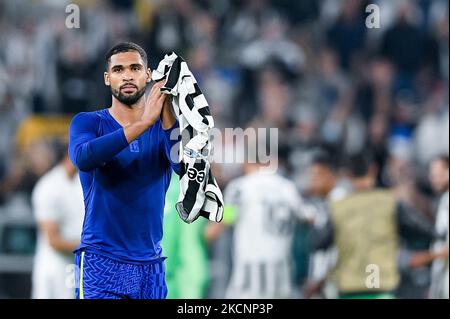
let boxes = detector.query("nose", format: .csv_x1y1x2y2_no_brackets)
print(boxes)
122,69,134,81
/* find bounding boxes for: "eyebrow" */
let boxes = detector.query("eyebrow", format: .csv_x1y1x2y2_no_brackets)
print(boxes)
111,63,144,69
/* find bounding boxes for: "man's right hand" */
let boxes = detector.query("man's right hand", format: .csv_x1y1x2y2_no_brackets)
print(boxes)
123,81,167,144
141,80,166,128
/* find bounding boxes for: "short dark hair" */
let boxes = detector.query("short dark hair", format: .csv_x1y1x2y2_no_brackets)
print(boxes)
105,42,148,70
311,149,338,172
344,151,375,178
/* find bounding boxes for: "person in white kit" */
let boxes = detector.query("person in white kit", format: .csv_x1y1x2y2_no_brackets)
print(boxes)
223,158,306,299
31,150,84,299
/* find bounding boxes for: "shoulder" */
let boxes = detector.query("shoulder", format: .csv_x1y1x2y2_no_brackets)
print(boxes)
70,110,107,128
439,192,449,208
279,174,296,188
373,189,396,201
271,174,297,192
228,175,247,188
225,176,246,195
277,175,301,202
32,167,62,200
334,189,395,206
329,186,349,202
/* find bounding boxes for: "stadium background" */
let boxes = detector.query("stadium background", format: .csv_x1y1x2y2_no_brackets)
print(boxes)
0,0,448,298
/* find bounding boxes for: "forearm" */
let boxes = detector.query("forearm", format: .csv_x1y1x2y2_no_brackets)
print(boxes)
40,221,79,253
70,129,129,171
204,222,226,243
49,238,80,254
84,121,152,167
409,251,440,268
123,120,151,143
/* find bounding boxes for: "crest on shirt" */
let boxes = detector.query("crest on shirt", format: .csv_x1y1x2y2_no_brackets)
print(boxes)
130,140,140,153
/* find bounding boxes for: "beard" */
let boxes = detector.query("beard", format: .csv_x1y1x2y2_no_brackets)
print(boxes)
111,85,146,106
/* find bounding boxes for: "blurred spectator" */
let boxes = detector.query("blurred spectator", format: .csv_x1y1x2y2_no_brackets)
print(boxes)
0,0,448,299
220,159,307,298
0,139,57,207
385,155,438,299
414,83,449,169
0,113,71,207
322,152,401,299
145,0,191,68
357,57,396,185
430,0,449,82
239,12,305,74
187,44,238,128
247,67,296,166
31,151,84,299
356,57,394,122
380,0,440,93
220,0,279,60
0,90,28,179
428,155,449,299
56,35,98,114
320,151,447,299
302,150,349,299
271,0,320,26
326,0,367,71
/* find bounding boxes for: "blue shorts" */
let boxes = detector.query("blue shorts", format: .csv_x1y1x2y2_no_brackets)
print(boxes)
74,250,167,299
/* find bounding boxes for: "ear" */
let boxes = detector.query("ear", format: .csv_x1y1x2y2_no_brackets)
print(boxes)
146,68,152,83
104,71,110,86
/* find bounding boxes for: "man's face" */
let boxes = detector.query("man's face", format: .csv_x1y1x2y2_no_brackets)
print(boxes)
308,164,336,198
430,159,449,193
104,51,151,106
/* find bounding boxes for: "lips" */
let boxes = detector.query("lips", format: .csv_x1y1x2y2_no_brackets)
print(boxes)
121,84,137,93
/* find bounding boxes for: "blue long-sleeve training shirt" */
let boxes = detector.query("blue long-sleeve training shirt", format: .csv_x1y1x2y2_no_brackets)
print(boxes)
68,108,180,263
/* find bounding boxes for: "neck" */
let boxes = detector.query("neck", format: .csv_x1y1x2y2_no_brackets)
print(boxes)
325,180,337,196
352,176,374,191
244,163,264,175
109,96,145,127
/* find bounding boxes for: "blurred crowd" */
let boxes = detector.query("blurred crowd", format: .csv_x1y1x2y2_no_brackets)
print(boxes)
0,0,448,299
